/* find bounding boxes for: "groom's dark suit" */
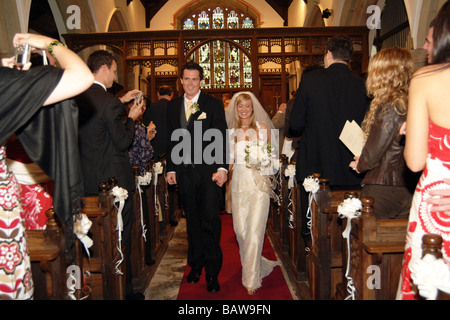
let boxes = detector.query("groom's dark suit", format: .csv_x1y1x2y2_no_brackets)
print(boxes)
167,91,227,279
75,82,137,297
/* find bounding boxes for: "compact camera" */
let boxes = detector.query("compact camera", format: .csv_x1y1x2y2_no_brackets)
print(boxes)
135,92,143,105
15,44,31,68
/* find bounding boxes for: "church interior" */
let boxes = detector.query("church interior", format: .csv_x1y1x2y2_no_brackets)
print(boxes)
1,0,449,303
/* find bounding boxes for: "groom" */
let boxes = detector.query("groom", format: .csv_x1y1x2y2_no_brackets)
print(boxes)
166,61,228,293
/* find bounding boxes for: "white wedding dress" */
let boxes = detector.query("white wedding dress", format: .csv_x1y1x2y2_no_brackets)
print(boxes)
231,137,281,291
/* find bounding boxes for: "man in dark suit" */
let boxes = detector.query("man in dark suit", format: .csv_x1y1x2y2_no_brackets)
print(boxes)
143,85,173,159
75,50,145,300
143,86,178,226
166,61,228,293
289,36,369,239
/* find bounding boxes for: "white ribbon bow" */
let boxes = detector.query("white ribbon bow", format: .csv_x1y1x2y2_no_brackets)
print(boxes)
73,214,93,257
111,186,128,275
153,162,163,186
337,197,362,300
285,164,296,190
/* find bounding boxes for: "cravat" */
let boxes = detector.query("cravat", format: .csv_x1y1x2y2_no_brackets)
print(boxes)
186,100,193,121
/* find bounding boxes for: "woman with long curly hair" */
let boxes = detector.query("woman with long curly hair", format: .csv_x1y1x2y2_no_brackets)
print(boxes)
349,47,419,219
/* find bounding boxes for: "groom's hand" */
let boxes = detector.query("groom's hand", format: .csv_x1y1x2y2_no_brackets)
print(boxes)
212,170,227,187
166,172,177,185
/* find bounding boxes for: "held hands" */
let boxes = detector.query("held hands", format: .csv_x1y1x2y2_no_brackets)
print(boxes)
212,170,228,187
349,156,360,174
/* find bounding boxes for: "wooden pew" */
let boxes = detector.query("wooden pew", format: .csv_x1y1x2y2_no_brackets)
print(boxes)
307,177,361,300
347,197,408,300
28,208,66,300
80,183,126,300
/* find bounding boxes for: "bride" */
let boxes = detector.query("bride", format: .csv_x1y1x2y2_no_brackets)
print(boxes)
226,91,281,295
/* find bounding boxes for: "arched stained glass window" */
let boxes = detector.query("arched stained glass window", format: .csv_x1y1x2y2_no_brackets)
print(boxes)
181,6,255,90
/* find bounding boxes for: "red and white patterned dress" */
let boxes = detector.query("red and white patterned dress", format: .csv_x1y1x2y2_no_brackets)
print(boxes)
397,120,450,299
0,146,34,299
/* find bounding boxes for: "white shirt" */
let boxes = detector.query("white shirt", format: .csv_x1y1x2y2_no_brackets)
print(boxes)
94,80,107,91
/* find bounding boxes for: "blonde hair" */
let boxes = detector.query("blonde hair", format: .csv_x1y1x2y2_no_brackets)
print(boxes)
233,93,257,130
362,47,414,137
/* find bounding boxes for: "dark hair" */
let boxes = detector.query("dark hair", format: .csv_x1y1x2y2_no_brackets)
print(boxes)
431,0,450,65
87,50,115,73
180,61,204,80
326,36,354,62
158,85,173,96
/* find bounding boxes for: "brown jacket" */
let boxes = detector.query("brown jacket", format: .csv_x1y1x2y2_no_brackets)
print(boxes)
357,106,416,187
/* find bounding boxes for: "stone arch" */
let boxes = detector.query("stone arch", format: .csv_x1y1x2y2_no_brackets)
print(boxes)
107,8,130,32
304,5,325,27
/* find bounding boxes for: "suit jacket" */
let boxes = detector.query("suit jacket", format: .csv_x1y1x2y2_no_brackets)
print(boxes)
75,83,136,195
289,63,370,186
142,98,169,159
166,91,227,178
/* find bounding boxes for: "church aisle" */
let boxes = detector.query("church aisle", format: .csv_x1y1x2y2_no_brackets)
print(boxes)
145,214,298,300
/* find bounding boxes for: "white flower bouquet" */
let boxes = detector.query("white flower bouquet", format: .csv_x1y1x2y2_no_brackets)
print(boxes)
244,139,273,170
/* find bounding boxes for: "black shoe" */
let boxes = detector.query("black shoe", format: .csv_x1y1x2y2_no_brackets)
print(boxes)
206,276,220,293
170,219,178,226
187,269,201,283
126,292,145,300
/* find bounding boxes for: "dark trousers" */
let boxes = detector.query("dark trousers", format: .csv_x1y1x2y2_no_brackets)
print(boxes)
178,166,223,277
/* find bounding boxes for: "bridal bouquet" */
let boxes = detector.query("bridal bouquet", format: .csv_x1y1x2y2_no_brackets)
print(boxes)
244,140,273,170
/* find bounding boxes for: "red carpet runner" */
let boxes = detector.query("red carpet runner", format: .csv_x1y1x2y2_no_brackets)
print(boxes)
177,214,293,300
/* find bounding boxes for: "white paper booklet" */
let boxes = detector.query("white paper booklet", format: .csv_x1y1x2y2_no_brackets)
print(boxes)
339,120,365,156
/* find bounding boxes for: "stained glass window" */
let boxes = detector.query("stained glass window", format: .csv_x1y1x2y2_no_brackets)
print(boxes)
181,7,255,90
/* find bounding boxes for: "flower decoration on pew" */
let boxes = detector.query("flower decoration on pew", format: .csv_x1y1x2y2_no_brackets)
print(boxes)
73,214,93,257
410,254,450,300
136,172,152,242
337,197,362,300
111,186,128,275
302,175,320,238
285,164,296,190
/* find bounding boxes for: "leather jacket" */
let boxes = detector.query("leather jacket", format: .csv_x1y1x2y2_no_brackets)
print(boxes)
357,105,413,187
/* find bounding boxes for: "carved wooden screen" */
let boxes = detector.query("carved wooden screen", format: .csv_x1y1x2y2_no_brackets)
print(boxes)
64,27,368,115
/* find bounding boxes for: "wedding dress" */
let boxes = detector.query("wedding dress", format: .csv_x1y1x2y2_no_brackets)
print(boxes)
231,135,281,291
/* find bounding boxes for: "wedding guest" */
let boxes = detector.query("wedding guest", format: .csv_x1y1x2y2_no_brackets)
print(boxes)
349,47,419,219
226,91,280,295
289,36,370,243
397,1,450,299
166,61,228,293
0,32,93,299
75,50,145,300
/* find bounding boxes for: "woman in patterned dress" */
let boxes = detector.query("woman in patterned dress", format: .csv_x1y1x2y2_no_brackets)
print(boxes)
0,33,93,299
397,1,450,299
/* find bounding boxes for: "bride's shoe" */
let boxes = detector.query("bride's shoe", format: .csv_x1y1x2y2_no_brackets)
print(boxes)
246,288,257,295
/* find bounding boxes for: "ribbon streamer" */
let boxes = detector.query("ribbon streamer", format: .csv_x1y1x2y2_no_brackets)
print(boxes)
136,172,152,241
111,186,128,276
337,197,362,300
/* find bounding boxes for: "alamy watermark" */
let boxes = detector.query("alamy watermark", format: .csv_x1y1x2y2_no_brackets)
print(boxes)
367,5,382,30
66,5,81,30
